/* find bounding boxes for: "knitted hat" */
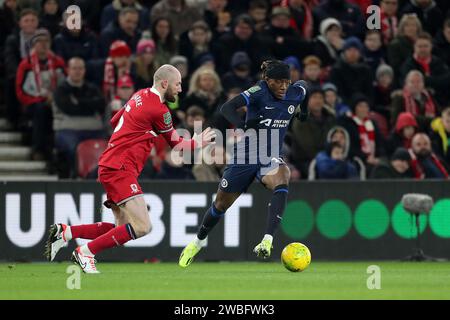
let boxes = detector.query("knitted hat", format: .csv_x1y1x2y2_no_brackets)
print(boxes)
117,75,134,88
136,39,155,55
309,85,324,96
343,36,364,52
109,40,131,58
170,55,188,67
376,64,394,80
231,51,251,69
350,92,370,111
283,56,301,71
322,82,338,93
271,6,291,18
391,147,412,162
319,18,341,37
29,28,51,47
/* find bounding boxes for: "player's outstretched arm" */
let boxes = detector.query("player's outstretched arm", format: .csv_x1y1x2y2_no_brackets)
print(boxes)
220,94,247,128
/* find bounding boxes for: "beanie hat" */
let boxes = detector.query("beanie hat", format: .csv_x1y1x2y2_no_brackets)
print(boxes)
109,40,131,58
376,64,394,80
319,18,341,37
231,51,251,69
343,36,363,52
391,147,412,162
117,75,134,88
283,56,301,71
322,82,338,93
350,92,370,112
137,39,155,55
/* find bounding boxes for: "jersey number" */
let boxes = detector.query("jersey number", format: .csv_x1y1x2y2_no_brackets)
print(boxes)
113,104,131,133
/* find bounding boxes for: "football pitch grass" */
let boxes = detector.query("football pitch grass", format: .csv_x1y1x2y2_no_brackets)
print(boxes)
1,261,450,300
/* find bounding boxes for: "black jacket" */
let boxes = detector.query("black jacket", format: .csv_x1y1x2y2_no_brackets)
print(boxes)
53,27,99,62
99,21,141,58
370,160,413,179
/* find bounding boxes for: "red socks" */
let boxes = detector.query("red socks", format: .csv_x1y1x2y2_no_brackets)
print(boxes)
87,224,136,255
70,222,115,240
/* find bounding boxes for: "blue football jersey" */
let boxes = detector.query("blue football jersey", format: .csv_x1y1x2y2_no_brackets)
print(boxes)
233,80,306,165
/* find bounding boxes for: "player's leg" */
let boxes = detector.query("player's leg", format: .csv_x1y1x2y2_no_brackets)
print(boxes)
254,162,291,258
44,202,120,262
179,189,240,267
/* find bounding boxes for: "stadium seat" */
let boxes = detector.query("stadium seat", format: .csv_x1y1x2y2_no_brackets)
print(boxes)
370,111,389,139
76,139,108,178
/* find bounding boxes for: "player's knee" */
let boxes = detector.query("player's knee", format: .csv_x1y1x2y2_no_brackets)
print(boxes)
214,200,230,213
133,220,152,238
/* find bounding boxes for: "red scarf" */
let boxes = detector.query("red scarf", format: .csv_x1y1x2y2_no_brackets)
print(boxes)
280,0,313,40
380,10,398,45
351,114,376,156
103,57,131,104
408,149,449,179
30,50,58,95
402,88,436,118
414,54,431,76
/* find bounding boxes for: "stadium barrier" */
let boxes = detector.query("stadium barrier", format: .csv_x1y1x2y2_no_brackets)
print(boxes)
1,180,450,262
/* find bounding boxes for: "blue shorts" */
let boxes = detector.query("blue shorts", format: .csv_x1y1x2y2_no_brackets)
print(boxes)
219,157,286,193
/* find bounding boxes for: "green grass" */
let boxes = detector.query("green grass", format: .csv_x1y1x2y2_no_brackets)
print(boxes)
1,261,450,299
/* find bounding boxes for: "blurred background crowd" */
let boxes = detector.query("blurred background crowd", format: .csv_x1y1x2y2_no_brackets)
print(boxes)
0,0,449,181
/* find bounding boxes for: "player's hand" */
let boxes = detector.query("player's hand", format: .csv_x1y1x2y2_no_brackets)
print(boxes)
193,127,216,148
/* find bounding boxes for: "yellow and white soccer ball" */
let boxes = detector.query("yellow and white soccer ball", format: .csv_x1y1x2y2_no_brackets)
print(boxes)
281,242,311,272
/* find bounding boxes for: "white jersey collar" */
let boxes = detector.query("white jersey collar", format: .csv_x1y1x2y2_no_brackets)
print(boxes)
150,86,164,103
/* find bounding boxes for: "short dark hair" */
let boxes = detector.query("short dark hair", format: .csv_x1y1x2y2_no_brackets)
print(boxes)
186,105,205,118
326,141,343,156
416,32,432,42
249,0,269,10
20,8,38,19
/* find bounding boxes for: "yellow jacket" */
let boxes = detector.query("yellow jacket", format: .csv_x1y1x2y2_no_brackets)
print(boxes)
431,117,448,154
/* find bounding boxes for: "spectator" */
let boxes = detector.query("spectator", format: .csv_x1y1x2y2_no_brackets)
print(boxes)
337,93,386,168
302,55,322,87
391,70,438,130
248,0,269,33
181,66,225,121
212,14,268,76
100,0,150,31
134,39,158,90
315,141,359,179
261,6,311,61
380,0,399,45
39,0,60,38
283,0,315,40
155,147,195,180
322,82,350,116
193,144,227,181
283,56,302,82
312,17,344,68
430,107,450,166
108,74,135,122
290,86,336,176
58,0,101,33
103,40,133,104
330,36,374,105
0,0,18,51
387,13,422,81
52,13,99,67
4,8,39,129
370,147,413,179
150,0,202,39
363,30,386,77
99,7,141,58
400,0,444,36
327,125,351,159
400,32,450,106
312,0,365,39
151,16,179,67
373,64,395,120
53,57,106,177
408,132,448,179
170,54,189,100
195,52,216,70
15,28,66,160
179,105,206,136
221,51,254,94
178,20,212,72
203,0,232,38
433,18,450,67
386,111,418,155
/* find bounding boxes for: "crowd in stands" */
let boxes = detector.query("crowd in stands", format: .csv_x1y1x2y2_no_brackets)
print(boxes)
0,0,450,181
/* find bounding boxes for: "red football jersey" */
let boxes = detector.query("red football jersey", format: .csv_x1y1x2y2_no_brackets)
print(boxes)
99,87,194,175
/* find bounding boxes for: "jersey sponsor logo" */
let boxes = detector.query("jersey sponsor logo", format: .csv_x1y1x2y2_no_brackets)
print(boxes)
163,112,172,125
220,178,228,188
130,184,139,194
260,119,272,126
288,105,295,114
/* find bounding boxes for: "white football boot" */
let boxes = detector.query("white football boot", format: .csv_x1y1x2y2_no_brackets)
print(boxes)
71,247,100,274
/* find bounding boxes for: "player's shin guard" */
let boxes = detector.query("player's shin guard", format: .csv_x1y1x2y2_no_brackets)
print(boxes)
265,184,288,236
86,223,136,255
197,203,225,240
69,222,115,240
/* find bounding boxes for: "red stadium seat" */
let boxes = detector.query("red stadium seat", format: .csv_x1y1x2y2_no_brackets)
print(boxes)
370,111,390,139
76,139,108,178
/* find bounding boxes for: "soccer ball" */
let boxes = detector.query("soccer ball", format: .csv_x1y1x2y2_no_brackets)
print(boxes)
281,242,311,272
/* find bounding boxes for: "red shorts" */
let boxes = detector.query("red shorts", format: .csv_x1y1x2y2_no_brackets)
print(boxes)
98,166,143,208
